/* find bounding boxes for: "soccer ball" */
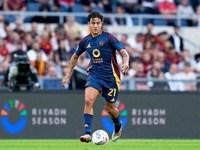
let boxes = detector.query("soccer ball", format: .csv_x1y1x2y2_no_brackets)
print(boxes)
92,130,109,145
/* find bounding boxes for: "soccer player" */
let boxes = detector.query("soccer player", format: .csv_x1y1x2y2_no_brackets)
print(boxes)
61,10,129,143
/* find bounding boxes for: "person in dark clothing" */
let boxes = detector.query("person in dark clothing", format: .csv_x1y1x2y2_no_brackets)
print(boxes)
32,4,53,23
168,25,184,54
51,2,62,23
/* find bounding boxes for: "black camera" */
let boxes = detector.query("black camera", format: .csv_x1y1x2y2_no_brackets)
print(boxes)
9,54,39,91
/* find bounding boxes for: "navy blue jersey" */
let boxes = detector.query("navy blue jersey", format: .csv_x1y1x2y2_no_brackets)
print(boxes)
75,30,124,82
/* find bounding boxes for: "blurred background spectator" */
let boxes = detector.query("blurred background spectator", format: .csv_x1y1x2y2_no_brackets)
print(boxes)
158,0,177,26
40,31,53,60
177,0,197,26
168,25,184,54
32,4,53,23
165,63,184,91
134,62,149,90
51,2,62,24
117,0,138,14
3,0,27,11
178,50,197,72
54,39,71,65
0,38,9,59
143,23,158,47
57,0,74,12
127,33,144,59
111,6,133,26
140,51,153,75
35,0,53,5
27,42,48,62
29,22,38,39
157,51,170,73
14,18,26,40
179,61,196,91
31,51,46,76
24,33,33,51
164,46,180,64
6,32,27,53
0,19,8,38
64,16,82,38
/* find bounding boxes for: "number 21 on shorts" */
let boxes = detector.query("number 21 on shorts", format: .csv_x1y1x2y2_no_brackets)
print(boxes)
108,88,116,97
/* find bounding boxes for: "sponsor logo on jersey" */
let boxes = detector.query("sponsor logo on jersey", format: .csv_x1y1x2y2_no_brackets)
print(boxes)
87,44,91,48
92,49,100,58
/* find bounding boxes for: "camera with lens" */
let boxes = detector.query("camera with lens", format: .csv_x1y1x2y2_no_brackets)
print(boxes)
8,54,39,91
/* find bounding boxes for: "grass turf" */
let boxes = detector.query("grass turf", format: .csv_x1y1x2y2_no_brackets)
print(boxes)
0,139,200,150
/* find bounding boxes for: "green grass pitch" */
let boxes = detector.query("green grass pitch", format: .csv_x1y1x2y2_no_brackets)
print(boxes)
0,139,200,150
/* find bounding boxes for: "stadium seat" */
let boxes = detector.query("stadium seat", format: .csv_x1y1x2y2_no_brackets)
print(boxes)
132,18,139,26
27,2,40,12
146,19,153,25
72,4,84,12
60,4,69,12
5,16,16,23
154,19,167,26
24,17,33,23
171,19,188,27
71,4,87,24
181,20,188,27
112,4,116,13
91,6,104,13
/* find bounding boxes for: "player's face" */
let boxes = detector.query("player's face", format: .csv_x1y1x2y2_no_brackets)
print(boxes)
88,18,102,37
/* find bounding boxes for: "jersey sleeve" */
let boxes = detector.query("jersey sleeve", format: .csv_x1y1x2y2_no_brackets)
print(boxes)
107,33,125,52
75,40,86,56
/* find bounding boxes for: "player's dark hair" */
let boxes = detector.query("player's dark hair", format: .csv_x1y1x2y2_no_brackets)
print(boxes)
88,10,103,22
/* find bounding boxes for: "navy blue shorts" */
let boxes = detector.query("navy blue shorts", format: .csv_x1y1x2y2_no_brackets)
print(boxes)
85,75,120,103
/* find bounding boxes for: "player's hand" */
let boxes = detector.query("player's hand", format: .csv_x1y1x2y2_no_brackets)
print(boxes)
61,75,70,88
120,63,129,74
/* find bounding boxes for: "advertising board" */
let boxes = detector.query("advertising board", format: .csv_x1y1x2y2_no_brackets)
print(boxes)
0,91,199,139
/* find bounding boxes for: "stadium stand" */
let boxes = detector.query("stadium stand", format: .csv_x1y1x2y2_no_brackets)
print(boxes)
0,0,200,91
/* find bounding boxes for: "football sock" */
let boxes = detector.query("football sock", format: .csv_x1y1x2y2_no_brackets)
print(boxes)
112,114,121,133
84,113,93,135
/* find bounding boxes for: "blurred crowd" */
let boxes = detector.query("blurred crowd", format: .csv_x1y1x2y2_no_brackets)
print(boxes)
0,14,199,91
0,16,87,89
1,0,200,26
116,23,200,91
0,0,200,91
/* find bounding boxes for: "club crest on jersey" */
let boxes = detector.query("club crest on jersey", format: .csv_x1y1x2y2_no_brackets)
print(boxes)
92,49,100,58
99,41,104,46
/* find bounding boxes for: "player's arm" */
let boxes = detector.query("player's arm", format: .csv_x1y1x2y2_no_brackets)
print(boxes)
61,53,79,88
119,49,129,73
107,32,129,73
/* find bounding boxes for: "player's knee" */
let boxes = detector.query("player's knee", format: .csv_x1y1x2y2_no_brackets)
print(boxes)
85,97,94,107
